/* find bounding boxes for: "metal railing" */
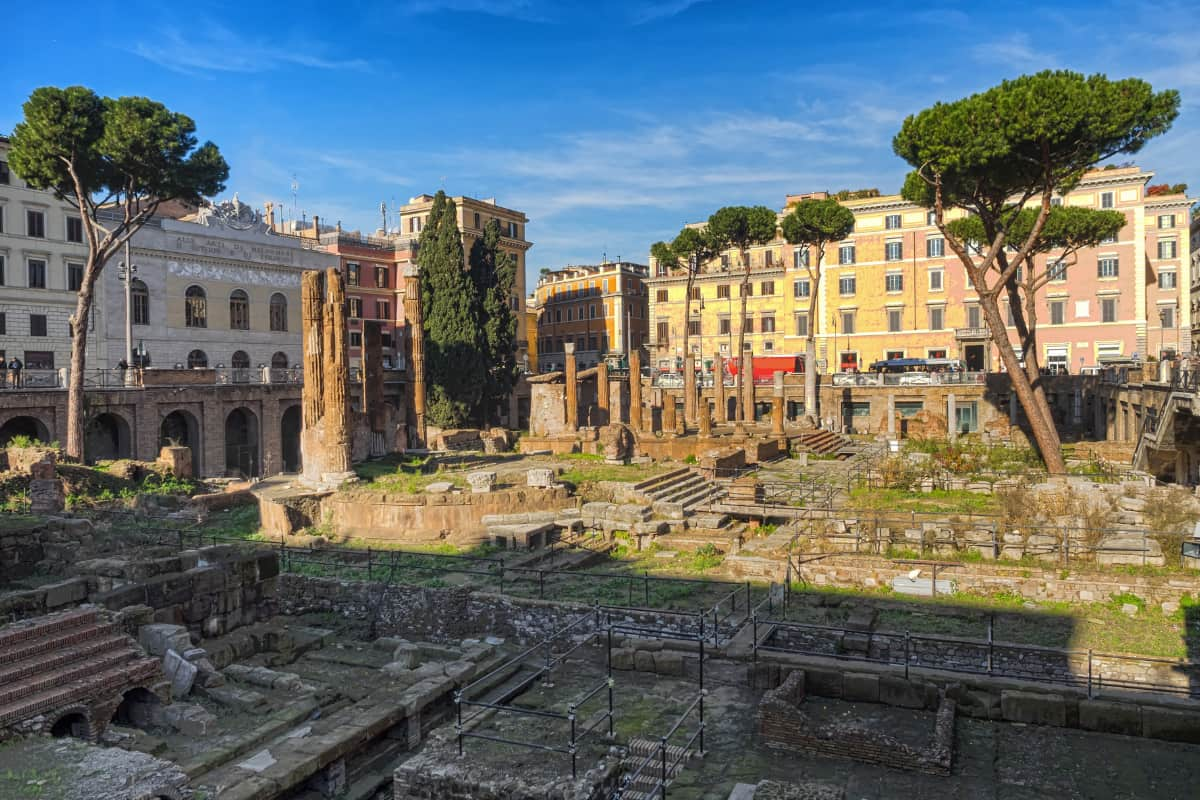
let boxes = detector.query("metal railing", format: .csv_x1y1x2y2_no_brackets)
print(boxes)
612,691,706,800
831,371,987,387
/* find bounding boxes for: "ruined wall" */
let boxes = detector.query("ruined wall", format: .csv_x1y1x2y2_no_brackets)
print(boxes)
529,382,568,437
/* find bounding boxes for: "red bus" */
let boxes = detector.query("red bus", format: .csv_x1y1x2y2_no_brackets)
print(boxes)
726,355,804,383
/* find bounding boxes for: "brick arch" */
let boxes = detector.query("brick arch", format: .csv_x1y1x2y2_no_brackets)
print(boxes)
47,704,95,741
158,407,203,476
0,409,55,443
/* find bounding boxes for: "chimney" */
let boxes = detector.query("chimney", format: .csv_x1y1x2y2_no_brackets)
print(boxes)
312,215,320,239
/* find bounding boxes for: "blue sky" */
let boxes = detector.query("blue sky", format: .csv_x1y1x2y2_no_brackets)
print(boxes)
2,1,1197,289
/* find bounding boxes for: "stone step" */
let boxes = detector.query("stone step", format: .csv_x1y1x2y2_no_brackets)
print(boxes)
0,608,98,651
0,645,144,706
652,476,709,503
0,656,161,726
0,621,116,666
631,468,692,494
0,633,132,690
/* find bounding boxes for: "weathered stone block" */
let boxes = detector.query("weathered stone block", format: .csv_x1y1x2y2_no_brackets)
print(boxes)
140,623,192,657
878,676,926,709
842,672,879,703
802,667,843,698
466,471,496,493
164,649,198,698
1141,705,1200,744
1079,699,1142,737
1000,689,1067,727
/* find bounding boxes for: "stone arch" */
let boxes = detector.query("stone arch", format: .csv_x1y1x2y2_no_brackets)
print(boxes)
185,285,207,328
187,349,208,369
225,406,260,477
280,404,302,473
49,705,93,740
111,686,163,729
229,288,250,330
271,351,289,369
0,414,52,446
160,409,201,476
84,411,132,463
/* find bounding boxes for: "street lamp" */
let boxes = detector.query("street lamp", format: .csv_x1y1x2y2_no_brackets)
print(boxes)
117,242,137,385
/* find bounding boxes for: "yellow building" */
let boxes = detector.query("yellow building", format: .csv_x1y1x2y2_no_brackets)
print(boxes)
648,167,1194,376
531,262,649,372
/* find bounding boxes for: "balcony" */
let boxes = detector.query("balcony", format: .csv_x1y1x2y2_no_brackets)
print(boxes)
955,326,990,340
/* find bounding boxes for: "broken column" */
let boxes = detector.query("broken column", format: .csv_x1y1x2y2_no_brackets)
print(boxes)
402,265,427,448
714,352,728,423
29,455,64,514
596,360,610,426
771,371,785,436
738,350,755,430
887,393,896,438
564,342,578,432
301,268,355,487
629,348,643,431
662,393,677,437
699,400,712,438
683,353,697,426
947,393,957,441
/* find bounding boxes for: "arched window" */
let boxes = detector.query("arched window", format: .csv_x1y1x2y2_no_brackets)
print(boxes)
131,279,149,326
271,351,288,369
231,350,250,369
187,349,208,368
269,293,288,332
185,286,207,328
229,289,250,330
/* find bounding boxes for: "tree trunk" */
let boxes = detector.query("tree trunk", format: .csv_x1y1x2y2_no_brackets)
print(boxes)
682,269,696,425
1020,286,1056,437
65,270,96,461
980,295,1065,473
735,252,750,423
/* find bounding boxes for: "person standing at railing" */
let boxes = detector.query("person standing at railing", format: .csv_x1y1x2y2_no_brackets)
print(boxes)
7,357,22,389
0,359,6,389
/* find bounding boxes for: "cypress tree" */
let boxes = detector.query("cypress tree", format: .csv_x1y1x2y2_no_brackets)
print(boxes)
418,191,484,427
469,219,520,424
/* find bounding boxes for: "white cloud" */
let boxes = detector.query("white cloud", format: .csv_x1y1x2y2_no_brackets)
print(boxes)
970,33,1053,70
130,23,371,76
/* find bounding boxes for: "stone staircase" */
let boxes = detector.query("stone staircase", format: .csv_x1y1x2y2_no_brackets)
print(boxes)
614,737,697,799
636,469,725,519
0,608,161,738
794,430,854,458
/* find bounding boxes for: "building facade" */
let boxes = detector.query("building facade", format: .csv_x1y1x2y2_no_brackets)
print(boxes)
647,166,1194,378
532,262,649,373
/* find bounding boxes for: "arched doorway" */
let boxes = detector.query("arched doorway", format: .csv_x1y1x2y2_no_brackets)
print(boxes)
280,405,302,474
0,415,52,446
112,687,161,729
50,710,90,739
84,412,132,463
160,410,201,476
225,407,259,477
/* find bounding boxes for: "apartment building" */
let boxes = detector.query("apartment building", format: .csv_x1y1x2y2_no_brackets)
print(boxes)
532,261,649,372
647,166,1194,375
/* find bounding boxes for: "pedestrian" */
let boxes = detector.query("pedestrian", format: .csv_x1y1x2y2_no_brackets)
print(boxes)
8,357,22,388
0,359,6,389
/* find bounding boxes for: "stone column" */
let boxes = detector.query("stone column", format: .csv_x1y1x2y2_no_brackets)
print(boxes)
740,350,755,428
771,371,785,436
402,267,426,447
301,271,325,429
683,353,697,427
1009,391,1018,426
361,321,385,432
629,349,643,432
887,393,896,438
321,269,352,475
713,353,726,424
699,401,712,438
596,360,610,425
564,342,578,432
947,393,957,441
662,394,677,437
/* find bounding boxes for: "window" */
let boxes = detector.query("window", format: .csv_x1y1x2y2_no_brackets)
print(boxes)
507,221,520,238
27,259,46,288
350,331,363,347
743,317,754,334
1161,306,1176,329
838,244,856,265
885,214,901,230
29,315,47,337
1158,240,1178,259
929,269,943,291
887,308,902,333
761,315,776,333
1050,300,1065,325
566,307,573,322
795,314,808,337
955,401,979,433
687,320,701,336
229,289,250,330
840,311,855,334
376,300,391,319
763,341,775,352
793,279,810,298
1100,191,1114,209
24,351,53,370
26,209,45,238
656,289,669,303
928,307,944,330
131,280,149,325
689,287,701,300
271,352,288,368
793,247,809,268
269,293,287,331
0,313,5,334
0,254,4,285
0,160,8,184
716,284,730,299
1159,214,1175,229
1159,271,1177,289
231,350,250,369
885,241,903,261
656,321,670,345
349,297,363,318
1048,260,1067,282
346,263,360,286
719,317,731,335
926,210,937,226
764,250,774,267
65,217,83,243
926,237,944,258
589,304,598,319
375,266,389,287
185,285,208,328
1101,297,1117,323
473,212,481,229
760,281,775,295
838,275,856,295
967,305,981,328
1050,196,1063,207
1098,257,1119,278
896,400,924,418
67,262,83,292
885,273,903,292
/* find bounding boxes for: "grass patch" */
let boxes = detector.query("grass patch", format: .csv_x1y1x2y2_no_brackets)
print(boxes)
847,487,997,515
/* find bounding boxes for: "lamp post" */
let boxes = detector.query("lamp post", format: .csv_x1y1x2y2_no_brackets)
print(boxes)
117,242,137,386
